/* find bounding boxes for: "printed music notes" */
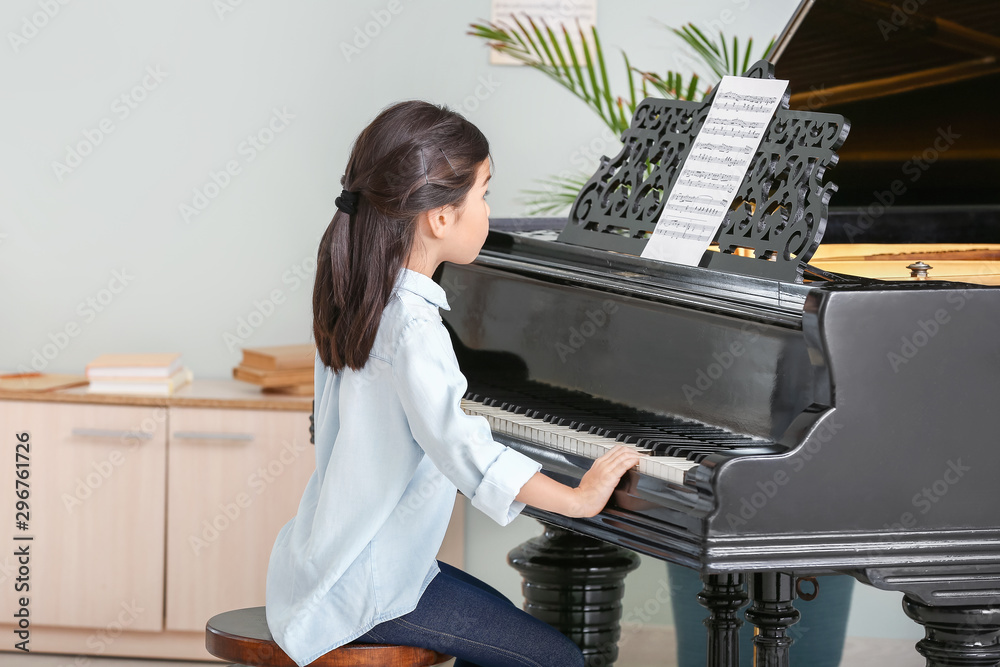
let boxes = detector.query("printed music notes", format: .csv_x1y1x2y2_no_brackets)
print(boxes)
641,76,788,266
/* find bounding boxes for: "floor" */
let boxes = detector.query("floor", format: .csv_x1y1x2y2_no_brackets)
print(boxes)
0,632,925,667
612,626,924,667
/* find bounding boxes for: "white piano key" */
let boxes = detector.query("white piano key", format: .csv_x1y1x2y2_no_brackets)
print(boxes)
462,398,697,484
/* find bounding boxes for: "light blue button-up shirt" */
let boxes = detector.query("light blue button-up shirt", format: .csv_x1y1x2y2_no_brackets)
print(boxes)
265,268,542,667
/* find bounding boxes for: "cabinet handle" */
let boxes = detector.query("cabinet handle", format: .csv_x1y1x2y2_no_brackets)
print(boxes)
71,428,154,440
173,431,254,442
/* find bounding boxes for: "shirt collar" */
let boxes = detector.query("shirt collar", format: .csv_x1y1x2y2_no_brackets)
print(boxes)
395,267,450,311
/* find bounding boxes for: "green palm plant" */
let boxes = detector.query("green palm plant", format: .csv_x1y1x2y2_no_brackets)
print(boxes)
669,23,772,81
467,17,775,214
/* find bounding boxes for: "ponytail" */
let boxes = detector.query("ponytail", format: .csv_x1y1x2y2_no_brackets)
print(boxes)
313,101,490,372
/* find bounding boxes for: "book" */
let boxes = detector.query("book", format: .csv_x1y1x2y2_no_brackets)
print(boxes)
262,383,313,396
240,343,315,371
232,364,313,388
0,373,89,393
87,367,193,396
86,353,183,379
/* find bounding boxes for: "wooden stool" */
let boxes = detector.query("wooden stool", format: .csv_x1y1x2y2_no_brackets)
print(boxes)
206,606,452,667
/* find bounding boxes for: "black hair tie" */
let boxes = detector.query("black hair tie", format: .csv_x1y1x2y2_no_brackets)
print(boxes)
335,190,359,215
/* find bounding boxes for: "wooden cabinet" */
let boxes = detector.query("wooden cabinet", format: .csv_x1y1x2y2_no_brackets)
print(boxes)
0,381,464,660
165,406,313,631
0,400,166,631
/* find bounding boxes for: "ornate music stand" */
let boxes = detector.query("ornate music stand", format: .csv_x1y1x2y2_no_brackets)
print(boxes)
557,60,850,284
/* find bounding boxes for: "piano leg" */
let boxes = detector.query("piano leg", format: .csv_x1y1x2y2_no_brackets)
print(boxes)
745,572,800,667
902,595,1000,666
507,523,640,667
698,573,748,667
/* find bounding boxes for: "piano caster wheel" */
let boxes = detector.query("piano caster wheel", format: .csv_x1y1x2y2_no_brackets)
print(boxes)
903,596,1000,667
508,523,640,667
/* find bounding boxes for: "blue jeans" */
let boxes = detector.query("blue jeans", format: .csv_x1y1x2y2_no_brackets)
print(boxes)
355,561,584,667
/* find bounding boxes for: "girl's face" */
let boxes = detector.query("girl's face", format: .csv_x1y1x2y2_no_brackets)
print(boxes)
446,159,492,265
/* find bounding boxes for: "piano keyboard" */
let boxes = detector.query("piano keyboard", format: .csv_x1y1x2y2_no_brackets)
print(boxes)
460,380,781,485
461,398,698,483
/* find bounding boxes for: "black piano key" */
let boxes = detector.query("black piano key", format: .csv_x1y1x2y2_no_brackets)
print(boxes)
463,379,780,462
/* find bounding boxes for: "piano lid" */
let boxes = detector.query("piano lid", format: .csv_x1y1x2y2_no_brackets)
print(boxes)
769,0,1000,209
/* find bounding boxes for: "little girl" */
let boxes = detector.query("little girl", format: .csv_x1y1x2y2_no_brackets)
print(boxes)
265,100,639,667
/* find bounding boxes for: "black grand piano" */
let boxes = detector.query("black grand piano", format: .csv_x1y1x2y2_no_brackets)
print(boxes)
437,2,1000,665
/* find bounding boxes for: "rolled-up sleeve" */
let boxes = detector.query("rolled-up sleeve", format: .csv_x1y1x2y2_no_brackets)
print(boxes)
392,317,541,526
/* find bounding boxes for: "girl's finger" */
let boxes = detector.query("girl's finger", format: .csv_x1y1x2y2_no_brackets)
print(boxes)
599,450,639,475
607,445,639,461
602,446,638,465
609,445,635,458
592,447,622,466
619,454,640,469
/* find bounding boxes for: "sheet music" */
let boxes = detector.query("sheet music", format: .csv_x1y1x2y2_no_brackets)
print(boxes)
640,76,789,266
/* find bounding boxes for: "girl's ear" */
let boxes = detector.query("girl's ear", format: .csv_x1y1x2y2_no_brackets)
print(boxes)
421,204,456,240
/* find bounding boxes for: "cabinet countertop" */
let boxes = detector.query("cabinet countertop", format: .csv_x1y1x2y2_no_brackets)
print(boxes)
0,379,312,411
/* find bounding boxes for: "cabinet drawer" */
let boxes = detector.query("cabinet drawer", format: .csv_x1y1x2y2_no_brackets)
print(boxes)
165,407,313,631
0,400,166,631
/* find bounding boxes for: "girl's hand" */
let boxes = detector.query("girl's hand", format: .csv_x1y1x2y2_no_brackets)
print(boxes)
571,445,641,518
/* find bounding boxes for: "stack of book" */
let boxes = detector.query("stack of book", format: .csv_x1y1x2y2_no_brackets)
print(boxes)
233,343,315,395
85,353,193,396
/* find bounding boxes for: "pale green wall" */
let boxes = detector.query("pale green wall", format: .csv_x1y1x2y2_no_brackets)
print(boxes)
1,0,923,645
2,0,797,379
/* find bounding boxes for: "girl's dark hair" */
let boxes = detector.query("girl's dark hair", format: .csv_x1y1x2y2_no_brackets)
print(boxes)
313,100,490,372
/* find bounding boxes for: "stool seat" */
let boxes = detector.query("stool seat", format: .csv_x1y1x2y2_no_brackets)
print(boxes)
205,606,451,667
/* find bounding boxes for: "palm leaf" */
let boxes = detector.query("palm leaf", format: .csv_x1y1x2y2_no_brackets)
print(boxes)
685,74,700,100
544,23,574,93
468,17,635,134
637,69,700,101
624,50,636,111
591,26,619,130
521,172,591,215
511,15,548,66
577,23,604,118
562,25,590,100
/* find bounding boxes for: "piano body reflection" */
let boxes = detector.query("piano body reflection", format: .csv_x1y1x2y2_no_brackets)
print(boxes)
438,3,1000,665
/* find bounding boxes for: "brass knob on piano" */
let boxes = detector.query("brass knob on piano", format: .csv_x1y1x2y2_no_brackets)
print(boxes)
907,261,932,280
